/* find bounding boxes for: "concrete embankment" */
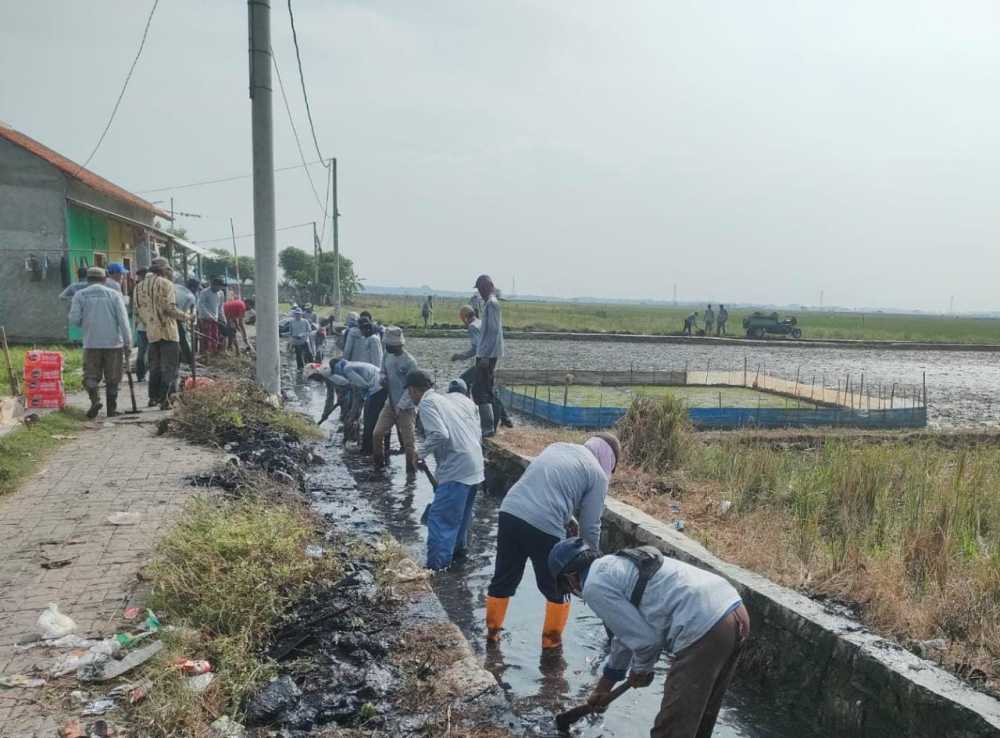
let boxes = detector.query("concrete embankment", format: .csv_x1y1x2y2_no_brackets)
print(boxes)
484,442,1000,738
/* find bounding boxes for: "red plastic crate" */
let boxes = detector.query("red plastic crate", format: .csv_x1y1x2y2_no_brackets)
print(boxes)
24,367,63,381
25,379,63,395
23,351,63,372
25,394,65,410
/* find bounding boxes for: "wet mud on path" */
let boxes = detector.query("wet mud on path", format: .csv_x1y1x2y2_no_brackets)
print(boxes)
284,366,823,738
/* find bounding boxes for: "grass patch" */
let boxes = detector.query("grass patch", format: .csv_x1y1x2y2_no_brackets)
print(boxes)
172,381,320,447
0,409,86,496
1,344,83,395
131,493,341,737
618,395,693,473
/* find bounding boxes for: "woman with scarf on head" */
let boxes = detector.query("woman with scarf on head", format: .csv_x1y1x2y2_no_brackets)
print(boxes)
484,433,620,650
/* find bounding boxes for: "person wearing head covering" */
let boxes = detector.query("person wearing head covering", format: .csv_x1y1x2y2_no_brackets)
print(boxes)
548,537,748,738
473,275,504,436
134,257,191,409
104,262,126,293
484,434,620,650
371,326,418,473
287,308,315,370
69,267,132,418
332,358,382,438
355,315,386,454
341,311,361,359
406,369,484,570
451,304,513,433
132,267,150,382
304,362,352,425
196,277,226,355
223,297,255,354
60,266,91,302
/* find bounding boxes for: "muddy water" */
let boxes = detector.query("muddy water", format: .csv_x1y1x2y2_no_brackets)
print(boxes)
402,336,1000,429
287,372,820,738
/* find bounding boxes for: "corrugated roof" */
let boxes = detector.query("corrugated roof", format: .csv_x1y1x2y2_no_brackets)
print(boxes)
0,123,170,220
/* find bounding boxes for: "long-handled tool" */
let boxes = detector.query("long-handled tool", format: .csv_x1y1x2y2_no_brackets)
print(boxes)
123,348,141,414
415,459,438,525
1,326,20,397
555,683,631,732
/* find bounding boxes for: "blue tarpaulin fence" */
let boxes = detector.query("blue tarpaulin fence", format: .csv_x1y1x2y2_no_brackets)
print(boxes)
498,387,928,430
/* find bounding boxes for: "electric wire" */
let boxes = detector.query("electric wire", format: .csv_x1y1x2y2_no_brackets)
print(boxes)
136,160,326,195
193,221,314,245
272,48,325,213
287,0,330,168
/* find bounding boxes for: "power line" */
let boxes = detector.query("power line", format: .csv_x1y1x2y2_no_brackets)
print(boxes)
287,0,329,167
74,0,160,176
193,220,314,245
136,160,326,194
272,48,325,212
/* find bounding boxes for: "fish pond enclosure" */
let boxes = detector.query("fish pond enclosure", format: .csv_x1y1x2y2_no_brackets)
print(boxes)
496,367,928,430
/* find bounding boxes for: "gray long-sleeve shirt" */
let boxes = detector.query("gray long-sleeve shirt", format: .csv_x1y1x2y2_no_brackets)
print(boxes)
382,350,417,410
418,390,484,486
476,295,504,359
353,334,383,368
342,361,382,397
583,554,742,678
196,288,223,321
499,442,608,549
343,326,361,361
68,284,132,350
454,319,482,362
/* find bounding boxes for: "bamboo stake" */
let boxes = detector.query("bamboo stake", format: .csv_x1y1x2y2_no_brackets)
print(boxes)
1,327,19,397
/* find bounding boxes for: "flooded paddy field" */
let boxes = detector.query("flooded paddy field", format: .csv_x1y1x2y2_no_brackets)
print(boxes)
402,336,1000,429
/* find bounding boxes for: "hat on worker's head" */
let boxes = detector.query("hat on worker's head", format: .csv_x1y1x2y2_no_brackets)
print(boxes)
346,311,360,326
448,378,468,395
474,274,493,289
384,326,405,347
86,267,106,280
150,257,169,270
584,432,621,475
106,263,126,275
403,369,434,391
547,537,596,581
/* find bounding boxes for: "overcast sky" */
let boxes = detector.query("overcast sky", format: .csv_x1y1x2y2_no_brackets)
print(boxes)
3,1,1000,311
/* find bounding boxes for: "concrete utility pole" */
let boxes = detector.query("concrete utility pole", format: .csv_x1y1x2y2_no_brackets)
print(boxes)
248,0,279,394
332,157,341,320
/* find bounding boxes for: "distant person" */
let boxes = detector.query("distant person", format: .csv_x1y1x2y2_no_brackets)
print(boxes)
342,311,361,360
196,277,225,354
68,267,131,418
704,304,715,336
59,266,90,302
406,369,484,570
372,326,418,474
717,304,729,336
223,296,254,354
171,272,196,365
132,268,150,382
302,302,318,325
548,537,749,738
485,435,619,649
421,295,434,329
683,311,698,336
288,308,315,369
473,274,504,437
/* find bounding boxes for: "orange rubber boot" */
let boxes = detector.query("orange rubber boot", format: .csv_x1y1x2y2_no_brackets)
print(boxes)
541,600,572,649
486,596,510,643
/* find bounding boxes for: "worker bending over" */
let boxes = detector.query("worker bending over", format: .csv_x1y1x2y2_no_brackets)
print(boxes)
548,538,749,738
485,434,619,649
333,359,381,439
303,363,350,425
406,370,484,570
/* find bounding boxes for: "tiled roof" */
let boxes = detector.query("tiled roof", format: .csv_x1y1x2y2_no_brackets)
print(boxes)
0,123,170,220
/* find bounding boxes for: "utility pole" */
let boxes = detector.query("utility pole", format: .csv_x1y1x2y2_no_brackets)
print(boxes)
230,218,241,299
248,0,279,394
312,221,320,305
331,157,341,320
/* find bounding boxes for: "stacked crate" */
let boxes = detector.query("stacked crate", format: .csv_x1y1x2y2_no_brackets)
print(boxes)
23,350,65,410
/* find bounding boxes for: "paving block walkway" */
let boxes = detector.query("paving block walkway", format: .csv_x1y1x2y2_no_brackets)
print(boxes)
0,417,219,737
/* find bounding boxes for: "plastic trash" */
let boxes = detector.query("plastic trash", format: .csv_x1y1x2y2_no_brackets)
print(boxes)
59,719,86,738
0,674,47,688
186,672,215,693
50,638,120,678
304,544,325,559
106,512,141,526
81,698,116,716
719,500,733,515
246,675,302,724
123,607,142,620
673,520,686,531
388,558,431,583
176,659,212,675
210,715,247,738
37,603,77,639
79,640,163,682
144,610,161,632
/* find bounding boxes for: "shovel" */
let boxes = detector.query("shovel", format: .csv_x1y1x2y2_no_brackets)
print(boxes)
555,683,631,732
415,459,438,525
124,357,141,414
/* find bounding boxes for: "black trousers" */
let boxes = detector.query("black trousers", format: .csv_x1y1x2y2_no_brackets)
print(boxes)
178,323,193,367
488,512,566,604
148,340,180,403
462,365,510,427
472,358,497,405
361,388,387,454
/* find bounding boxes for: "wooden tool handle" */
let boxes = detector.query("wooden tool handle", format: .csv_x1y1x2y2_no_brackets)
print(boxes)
555,682,631,731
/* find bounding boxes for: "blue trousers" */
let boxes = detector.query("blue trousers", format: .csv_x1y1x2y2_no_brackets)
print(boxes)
426,481,477,570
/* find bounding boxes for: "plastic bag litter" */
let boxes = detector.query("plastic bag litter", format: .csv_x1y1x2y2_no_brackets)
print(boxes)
304,544,325,559
50,639,120,678
81,698,116,716
386,557,430,583
106,512,141,526
0,674,47,688
37,603,77,639
186,672,215,693
16,634,98,652
210,716,246,738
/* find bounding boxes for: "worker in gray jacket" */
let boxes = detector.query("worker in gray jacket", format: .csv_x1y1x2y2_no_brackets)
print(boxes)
473,274,504,436
485,435,619,650
372,326,419,473
548,538,750,738
451,305,512,432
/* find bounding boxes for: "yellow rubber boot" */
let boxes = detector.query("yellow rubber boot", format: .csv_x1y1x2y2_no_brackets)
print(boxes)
541,600,572,649
486,596,510,643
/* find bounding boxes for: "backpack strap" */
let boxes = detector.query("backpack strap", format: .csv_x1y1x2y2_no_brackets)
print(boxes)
614,546,665,608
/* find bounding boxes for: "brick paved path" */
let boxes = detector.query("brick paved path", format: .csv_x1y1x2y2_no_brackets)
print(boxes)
0,417,218,736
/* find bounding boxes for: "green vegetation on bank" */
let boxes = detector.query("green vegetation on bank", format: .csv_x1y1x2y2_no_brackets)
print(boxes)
1,344,83,395
331,293,1000,345
0,409,86,496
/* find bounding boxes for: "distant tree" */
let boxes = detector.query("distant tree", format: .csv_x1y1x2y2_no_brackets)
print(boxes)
202,248,255,285
278,246,361,304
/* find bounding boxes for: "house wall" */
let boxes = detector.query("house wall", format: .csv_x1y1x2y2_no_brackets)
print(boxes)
0,138,70,342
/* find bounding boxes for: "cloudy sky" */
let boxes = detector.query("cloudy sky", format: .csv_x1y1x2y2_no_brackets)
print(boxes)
3,1,1000,311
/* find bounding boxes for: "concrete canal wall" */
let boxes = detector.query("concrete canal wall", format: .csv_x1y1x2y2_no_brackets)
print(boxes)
484,443,1000,738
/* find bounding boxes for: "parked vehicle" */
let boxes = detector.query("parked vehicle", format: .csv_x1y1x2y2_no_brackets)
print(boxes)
742,311,802,339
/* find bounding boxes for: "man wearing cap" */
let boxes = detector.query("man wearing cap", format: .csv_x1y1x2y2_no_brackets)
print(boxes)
341,311,361,359
172,273,197,365
69,267,132,418
332,358,382,438
105,263,126,293
372,326,418,473
406,370,484,570
134,257,191,409
288,308,316,370
60,266,90,302
473,275,504,436
196,277,225,355
485,434,620,650
451,304,513,432
355,316,386,454
547,538,749,738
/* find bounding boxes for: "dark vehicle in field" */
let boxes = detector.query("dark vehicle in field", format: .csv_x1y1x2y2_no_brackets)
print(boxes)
742,311,802,339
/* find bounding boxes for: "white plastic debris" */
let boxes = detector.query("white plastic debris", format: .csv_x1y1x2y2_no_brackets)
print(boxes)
37,603,77,639
672,520,686,532
210,715,247,738
50,639,121,678
719,500,733,515
81,698,116,716
0,674,47,688
186,672,215,693
304,544,325,559
387,558,431,583
106,512,141,526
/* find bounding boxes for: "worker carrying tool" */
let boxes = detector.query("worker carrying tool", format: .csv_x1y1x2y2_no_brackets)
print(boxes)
548,538,750,738
485,435,619,650
405,369,484,570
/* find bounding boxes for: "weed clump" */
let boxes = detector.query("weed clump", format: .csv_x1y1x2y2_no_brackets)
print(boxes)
618,394,693,473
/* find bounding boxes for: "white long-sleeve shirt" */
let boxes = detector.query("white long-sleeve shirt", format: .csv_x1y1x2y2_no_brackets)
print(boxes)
341,361,382,397
583,554,742,679
499,442,608,550
418,390,484,486
353,334,383,368
477,295,504,359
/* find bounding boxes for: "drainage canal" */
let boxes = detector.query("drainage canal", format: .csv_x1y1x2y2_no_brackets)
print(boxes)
286,371,821,737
